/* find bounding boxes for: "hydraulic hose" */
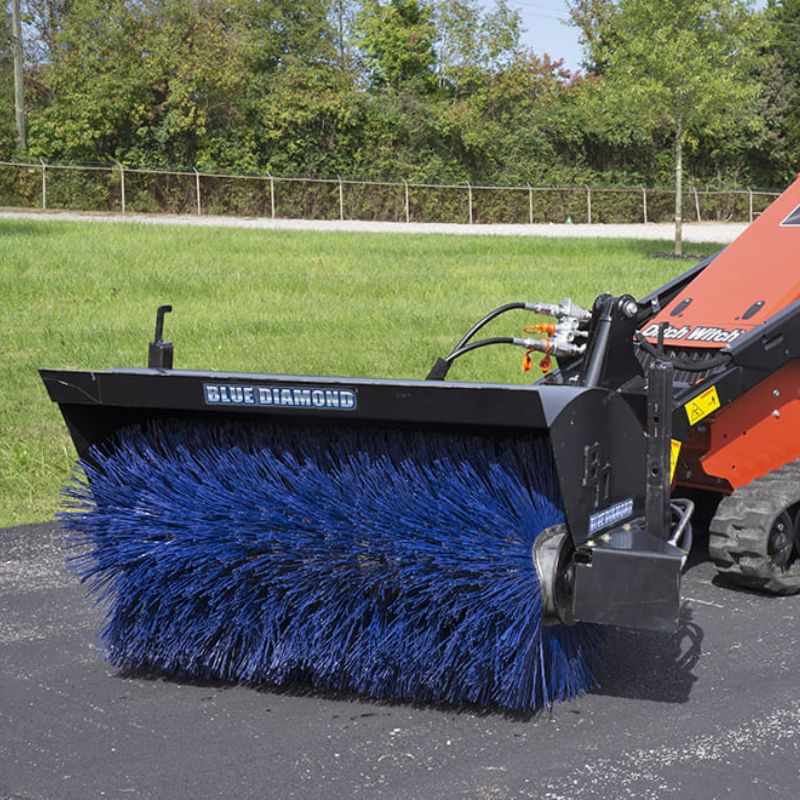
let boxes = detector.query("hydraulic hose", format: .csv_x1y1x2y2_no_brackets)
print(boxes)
450,303,530,355
426,337,520,381
447,337,518,362
426,298,590,382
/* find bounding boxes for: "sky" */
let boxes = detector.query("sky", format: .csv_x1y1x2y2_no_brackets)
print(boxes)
503,0,770,73
505,0,585,72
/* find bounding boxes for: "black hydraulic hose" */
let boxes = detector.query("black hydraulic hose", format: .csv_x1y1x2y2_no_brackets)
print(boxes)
450,303,529,355
426,337,520,380
634,333,732,372
447,337,518,363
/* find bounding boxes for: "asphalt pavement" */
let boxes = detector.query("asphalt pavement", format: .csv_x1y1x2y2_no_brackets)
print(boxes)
2,521,799,800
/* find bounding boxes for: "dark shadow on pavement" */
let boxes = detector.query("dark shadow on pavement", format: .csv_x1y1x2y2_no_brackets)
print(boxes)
593,606,702,704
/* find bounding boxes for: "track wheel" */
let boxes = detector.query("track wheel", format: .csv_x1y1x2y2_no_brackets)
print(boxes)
709,460,800,595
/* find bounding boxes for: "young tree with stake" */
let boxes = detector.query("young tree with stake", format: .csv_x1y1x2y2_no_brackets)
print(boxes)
590,0,762,255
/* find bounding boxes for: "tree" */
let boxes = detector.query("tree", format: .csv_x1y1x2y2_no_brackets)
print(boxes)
0,3,16,157
330,0,362,73
480,0,522,72
566,0,616,74
433,0,482,87
438,52,579,183
590,0,762,255
432,0,522,90
26,0,333,166
25,0,72,63
356,0,438,92
767,0,800,177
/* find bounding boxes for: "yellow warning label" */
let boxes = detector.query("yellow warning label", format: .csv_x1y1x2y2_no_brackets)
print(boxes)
684,385,721,426
670,439,682,483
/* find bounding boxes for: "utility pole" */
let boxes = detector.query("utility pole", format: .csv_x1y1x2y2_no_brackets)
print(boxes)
11,0,27,151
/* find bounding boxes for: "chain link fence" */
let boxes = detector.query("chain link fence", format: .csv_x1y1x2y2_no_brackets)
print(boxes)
0,160,781,225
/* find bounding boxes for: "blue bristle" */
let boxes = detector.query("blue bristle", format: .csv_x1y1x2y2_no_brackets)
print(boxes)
60,420,603,711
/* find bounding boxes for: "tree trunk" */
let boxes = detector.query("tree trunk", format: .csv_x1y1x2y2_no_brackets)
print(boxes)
674,119,683,257
334,0,350,71
11,0,26,152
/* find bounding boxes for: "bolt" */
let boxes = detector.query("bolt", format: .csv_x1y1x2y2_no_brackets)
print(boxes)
773,410,781,418
773,389,781,398
622,300,639,319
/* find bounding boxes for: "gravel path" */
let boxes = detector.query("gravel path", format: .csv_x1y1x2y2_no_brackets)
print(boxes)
0,208,746,243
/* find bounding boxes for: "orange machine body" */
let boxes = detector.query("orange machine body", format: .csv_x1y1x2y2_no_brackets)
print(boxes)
647,178,800,495
643,177,800,350
676,361,800,493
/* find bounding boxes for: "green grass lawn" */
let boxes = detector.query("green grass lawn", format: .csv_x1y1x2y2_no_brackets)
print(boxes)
0,219,721,526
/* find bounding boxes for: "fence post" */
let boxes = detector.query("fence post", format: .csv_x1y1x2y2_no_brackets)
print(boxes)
193,168,202,215
12,166,769,228
40,158,47,210
114,160,126,214
528,184,533,224
269,174,275,219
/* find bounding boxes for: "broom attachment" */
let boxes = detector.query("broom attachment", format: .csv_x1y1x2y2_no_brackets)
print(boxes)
45,292,691,711
61,420,604,711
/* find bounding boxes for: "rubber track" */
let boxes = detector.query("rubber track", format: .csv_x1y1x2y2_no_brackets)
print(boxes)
709,459,800,594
